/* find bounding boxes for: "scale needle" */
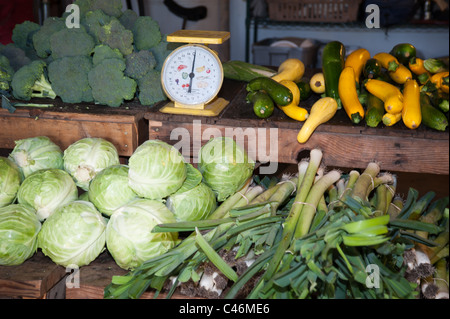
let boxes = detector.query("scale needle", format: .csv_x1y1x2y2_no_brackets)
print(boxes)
188,50,196,93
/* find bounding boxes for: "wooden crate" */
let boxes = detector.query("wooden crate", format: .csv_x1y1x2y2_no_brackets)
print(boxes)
145,79,449,176
0,99,149,157
0,252,67,299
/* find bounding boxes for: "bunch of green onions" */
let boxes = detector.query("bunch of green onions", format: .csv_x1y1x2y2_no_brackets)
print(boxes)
104,149,449,300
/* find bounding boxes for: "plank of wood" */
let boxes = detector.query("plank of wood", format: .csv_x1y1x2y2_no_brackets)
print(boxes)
0,252,66,299
0,103,148,157
64,252,194,299
148,119,449,175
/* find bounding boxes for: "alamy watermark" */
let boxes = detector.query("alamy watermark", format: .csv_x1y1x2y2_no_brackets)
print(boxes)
366,264,380,289
66,264,80,289
170,120,279,174
365,4,380,29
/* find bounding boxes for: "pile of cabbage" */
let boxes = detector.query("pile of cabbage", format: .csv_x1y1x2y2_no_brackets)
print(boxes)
0,136,254,270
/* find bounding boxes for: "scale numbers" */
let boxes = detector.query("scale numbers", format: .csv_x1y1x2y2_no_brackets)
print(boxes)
162,44,223,106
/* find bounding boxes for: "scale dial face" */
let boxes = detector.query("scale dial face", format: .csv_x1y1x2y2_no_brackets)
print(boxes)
161,44,224,106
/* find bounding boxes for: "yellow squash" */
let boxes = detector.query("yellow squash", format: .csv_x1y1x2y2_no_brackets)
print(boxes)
430,71,449,94
364,79,404,114
402,79,421,129
382,112,402,127
278,80,309,121
374,52,400,72
271,58,305,83
374,52,412,84
389,64,413,84
338,66,365,123
309,73,326,94
409,57,428,75
344,48,370,83
297,97,337,144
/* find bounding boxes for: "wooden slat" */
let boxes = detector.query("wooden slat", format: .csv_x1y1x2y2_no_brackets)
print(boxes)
0,252,66,299
0,101,149,157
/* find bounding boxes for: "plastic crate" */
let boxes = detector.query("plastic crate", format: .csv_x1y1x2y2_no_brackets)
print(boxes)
252,37,320,68
267,0,363,23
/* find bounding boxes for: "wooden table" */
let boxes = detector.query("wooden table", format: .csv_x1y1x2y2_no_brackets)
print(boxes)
0,99,149,157
146,79,449,175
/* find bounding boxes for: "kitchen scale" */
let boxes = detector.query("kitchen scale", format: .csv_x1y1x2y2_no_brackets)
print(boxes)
160,30,231,116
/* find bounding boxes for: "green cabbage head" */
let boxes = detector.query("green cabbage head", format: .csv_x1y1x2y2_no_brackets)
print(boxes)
38,200,107,267
63,137,120,191
128,140,186,200
0,204,41,266
166,164,216,222
0,157,21,208
17,169,78,221
88,164,138,216
106,198,179,270
9,136,63,178
198,137,255,201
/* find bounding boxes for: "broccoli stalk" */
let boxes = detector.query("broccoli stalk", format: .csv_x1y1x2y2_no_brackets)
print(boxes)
11,60,56,101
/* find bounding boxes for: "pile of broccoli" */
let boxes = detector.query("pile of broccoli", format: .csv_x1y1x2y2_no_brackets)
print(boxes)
1,0,175,107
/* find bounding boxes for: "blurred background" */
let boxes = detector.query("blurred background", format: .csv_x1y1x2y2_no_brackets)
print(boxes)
1,0,448,64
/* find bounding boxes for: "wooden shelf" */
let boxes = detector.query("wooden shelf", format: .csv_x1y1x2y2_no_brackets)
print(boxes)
0,99,149,157
145,79,449,175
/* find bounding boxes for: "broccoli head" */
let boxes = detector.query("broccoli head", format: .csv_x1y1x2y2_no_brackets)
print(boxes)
92,44,124,66
82,9,112,44
132,16,162,51
119,9,138,31
136,69,166,106
72,0,94,17
11,21,41,52
91,0,123,18
98,18,134,56
0,44,32,72
48,56,93,103
125,50,157,80
32,17,66,58
88,58,137,107
11,60,56,101
50,27,95,59
0,55,15,92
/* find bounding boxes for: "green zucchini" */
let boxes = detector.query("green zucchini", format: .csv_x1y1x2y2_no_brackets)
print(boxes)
296,78,312,100
431,90,449,113
322,41,345,109
365,93,385,128
247,77,293,106
363,58,382,80
223,60,277,82
420,92,448,131
390,43,416,65
246,91,275,119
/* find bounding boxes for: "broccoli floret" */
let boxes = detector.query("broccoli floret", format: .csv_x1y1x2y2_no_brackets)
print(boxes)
82,9,112,44
72,0,93,17
50,26,95,59
132,16,162,51
91,0,123,18
0,55,15,92
119,9,138,30
125,50,157,80
88,58,137,107
0,44,32,72
98,18,134,56
136,69,166,106
48,56,93,103
32,17,66,58
149,35,181,71
92,44,124,66
11,21,41,52
11,60,56,101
